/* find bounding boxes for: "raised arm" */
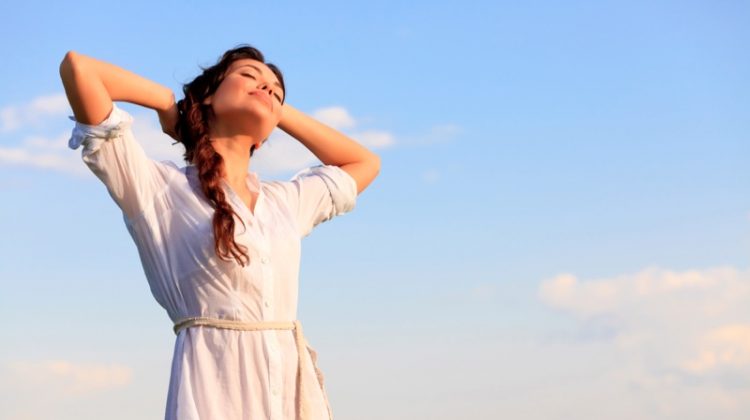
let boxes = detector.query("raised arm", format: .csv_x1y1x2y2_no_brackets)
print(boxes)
60,51,179,221
277,104,381,194
59,51,175,125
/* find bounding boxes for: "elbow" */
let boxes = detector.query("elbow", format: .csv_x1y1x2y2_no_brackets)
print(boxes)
60,51,75,72
365,154,382,193
369,153,382,178
59,51,80,80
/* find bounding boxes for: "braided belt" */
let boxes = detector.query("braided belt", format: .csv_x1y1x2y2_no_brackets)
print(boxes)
173,317,332,420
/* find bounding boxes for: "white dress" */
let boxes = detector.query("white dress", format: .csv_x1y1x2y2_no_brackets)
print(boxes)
67,103,357,420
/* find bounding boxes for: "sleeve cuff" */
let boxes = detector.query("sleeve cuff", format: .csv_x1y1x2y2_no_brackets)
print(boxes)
294,164,358,215
67,103,134,150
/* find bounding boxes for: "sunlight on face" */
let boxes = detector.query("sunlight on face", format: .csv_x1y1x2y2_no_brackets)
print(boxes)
205,59,285,147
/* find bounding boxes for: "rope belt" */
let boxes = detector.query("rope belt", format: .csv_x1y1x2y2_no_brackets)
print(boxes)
173,317,332,420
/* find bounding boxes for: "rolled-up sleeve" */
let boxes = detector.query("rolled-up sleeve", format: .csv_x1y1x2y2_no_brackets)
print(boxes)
284,164,358,237
68,103,174,220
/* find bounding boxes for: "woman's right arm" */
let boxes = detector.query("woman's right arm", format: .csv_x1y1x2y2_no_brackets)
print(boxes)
59,51,174,125
60,51,178,221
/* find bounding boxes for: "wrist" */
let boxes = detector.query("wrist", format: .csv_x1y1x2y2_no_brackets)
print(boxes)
278,103,296,130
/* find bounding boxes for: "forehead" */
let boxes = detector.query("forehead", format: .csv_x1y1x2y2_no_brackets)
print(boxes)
230,59,278,80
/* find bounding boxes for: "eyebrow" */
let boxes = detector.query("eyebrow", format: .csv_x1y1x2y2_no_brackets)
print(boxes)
236,64,284,94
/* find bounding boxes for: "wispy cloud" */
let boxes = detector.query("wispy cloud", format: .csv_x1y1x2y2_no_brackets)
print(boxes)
539,266,746,319
312,106,357,130
1,93,70,133
355,130,395,148
310,105,395,149
310,106,395,148
531,265,750,418
3,359,133,397
0,132,88,176
539,265,750,385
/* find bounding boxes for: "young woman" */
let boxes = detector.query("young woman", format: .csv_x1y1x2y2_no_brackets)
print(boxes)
60,44,380,420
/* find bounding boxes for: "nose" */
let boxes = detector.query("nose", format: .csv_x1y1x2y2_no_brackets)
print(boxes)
259,82,272,95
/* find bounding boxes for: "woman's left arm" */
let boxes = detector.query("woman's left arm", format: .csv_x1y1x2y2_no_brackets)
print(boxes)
277,103,381,194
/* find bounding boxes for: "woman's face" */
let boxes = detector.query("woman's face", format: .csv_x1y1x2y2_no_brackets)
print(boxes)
204,58,285,148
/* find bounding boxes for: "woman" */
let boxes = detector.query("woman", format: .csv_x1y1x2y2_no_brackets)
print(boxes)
60,44,380,420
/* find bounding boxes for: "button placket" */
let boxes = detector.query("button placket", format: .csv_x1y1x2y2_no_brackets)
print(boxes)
259,250,272,314
251,232,282,415
257,240,282,416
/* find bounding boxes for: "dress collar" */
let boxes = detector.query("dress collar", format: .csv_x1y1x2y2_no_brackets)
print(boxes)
184,165,261,189
246,170,260,193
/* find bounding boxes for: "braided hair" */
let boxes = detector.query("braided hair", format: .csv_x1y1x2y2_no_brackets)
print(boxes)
173,44,286,267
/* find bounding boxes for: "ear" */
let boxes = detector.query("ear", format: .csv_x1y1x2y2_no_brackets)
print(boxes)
202,96,212,106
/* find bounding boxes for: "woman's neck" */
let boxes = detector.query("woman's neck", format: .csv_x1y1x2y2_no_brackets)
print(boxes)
211,136,253,189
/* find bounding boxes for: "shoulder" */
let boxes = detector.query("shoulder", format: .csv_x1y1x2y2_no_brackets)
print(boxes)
291,164,351,182
261,178,295,199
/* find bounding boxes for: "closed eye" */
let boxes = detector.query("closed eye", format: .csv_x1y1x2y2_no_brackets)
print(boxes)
242,73,283,102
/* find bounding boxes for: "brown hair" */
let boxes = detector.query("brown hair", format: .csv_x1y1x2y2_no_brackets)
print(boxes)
173,44,286,267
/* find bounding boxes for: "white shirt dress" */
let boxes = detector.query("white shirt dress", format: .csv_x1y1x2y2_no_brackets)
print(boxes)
67,103,358,420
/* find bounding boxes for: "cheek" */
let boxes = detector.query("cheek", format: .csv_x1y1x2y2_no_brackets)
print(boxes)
213,86,243,111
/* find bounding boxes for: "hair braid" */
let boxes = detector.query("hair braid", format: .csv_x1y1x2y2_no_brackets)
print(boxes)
172,44,285,267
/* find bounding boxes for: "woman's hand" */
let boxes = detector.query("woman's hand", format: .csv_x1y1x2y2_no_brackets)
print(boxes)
157,93,179,141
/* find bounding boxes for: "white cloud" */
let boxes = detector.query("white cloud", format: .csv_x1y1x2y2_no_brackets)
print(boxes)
352,130,395,148
28,93,71,115
539,266,747,320
4,359,132,397
310,105,395,149
23,133,71,150
539,266,750,385
312,106,357,130
0,135,88,176
683,324,750,374
1,93,70,133
533,265,750,418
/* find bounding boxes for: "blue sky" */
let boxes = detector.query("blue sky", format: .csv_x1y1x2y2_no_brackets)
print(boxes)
1,1,749,419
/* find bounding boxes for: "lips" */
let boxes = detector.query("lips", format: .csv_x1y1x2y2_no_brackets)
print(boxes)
249,90,272,110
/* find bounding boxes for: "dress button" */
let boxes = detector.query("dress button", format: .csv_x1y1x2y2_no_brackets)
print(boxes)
261,256,269,264
264,300,270,308
272,388,278,396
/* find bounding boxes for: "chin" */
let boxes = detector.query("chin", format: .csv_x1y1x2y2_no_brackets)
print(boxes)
214,104,276,133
